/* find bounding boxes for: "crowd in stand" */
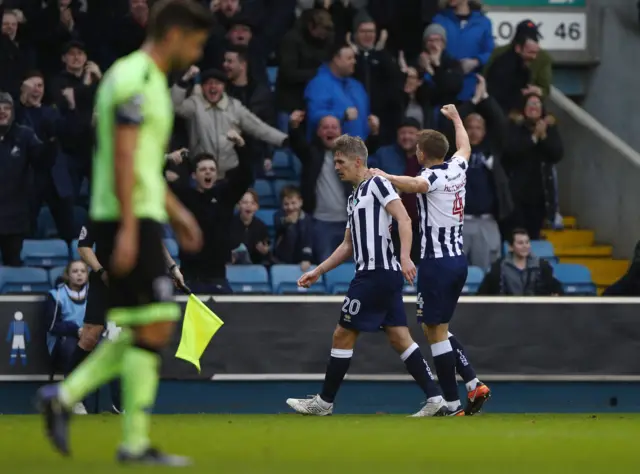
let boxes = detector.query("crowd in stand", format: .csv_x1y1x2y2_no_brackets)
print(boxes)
1,0,571,297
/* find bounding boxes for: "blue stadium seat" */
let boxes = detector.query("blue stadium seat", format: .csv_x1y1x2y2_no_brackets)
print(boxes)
21,239,69,267
553,263,596,295
273,180,298,201
255,209,277,229
226,265,271,294
292,154,302,178
36,206,57,238
254,179,276,208
502,240,557,262
49,266,66,287
462,266,484,295
271,264,326,294
324,263,355,294
267,66,278,87
272,150,294,178
0,267,50,294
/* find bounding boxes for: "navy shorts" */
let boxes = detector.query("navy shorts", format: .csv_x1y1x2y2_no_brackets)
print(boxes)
417,255,468,326
339,269,406,332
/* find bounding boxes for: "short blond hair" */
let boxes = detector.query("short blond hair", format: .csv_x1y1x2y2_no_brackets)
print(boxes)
333,134,368,164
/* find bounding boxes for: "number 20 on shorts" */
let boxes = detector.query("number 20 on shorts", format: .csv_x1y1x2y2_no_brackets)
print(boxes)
341,297,361,316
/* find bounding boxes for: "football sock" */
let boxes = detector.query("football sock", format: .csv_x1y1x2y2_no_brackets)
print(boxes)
121,344,161,455
59,329,132,408
448,332,478,390
319,348,352,404
400,343,442,401
65,345,91,377
431,339,460,406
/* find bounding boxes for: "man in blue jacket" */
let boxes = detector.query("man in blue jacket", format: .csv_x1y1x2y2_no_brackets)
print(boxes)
0,92,55,266
304,42,370,141
432,0,494,101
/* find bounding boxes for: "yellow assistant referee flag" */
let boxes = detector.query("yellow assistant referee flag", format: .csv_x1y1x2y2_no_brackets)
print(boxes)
175,294,224,372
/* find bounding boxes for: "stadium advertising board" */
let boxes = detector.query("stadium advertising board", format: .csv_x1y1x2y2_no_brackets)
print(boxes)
2,296,640,381
486,10,587,50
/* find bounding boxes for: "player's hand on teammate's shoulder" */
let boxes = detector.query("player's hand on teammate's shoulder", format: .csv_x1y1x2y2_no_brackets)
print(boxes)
368,168,390,180
289,110,305,128
400,255,416,286
440,104,460,121
298,268,320,288
226,129,245,147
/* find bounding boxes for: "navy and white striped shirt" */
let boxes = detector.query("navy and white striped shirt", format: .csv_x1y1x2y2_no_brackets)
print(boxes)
346,176,401,272
417,155,468,259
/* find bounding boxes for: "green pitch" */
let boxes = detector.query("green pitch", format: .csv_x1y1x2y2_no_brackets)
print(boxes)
3,414,639,473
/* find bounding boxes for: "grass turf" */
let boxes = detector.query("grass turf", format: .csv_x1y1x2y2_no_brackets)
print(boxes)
3,414,639,473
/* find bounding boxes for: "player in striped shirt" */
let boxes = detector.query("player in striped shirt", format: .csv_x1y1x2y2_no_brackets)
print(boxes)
286,134,452,417
371,105,491,416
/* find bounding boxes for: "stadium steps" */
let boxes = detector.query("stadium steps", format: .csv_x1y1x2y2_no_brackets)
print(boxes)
542,219,628,295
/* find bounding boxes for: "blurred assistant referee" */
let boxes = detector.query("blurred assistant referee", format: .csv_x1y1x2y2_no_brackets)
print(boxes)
68,223,184,382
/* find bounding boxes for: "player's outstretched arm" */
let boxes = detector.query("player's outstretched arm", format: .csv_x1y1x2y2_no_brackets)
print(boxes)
77,246,102,273
441,104,471,161
298,229,353,288
369,169,428,194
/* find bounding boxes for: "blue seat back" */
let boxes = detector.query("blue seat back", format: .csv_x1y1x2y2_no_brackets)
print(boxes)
226,265,271,294
462,266,484,295
254,179,276,208
271,264,326,294
553,263,596,295
49,266,67,287
324,263,355,294
0,267,50,294
21,239,69,267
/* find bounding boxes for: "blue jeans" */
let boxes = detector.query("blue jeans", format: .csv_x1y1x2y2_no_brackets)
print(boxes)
313,219,347,263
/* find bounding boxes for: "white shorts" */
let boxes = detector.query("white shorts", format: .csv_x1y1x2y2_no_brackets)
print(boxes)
12,335,25,350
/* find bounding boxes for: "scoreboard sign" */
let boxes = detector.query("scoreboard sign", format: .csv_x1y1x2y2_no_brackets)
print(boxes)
487,10,588,51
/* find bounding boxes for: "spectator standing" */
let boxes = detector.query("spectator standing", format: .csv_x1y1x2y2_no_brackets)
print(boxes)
0,92,55,266
15,72,76,244
304,42,370,141
348,10,404,144
485,20,549,113
109,0,148,62
275,8,333,125
287,110,379,262
368,117,422,262
0,7,35,99
273,185,313,269
485,20,552,106
171,66,288,179
170,131,254,294
502,93,563,240
458,76,512,270
50,40,100,197
419,23,464,109
478,228,562,295
432,0,494,101
229,190,272,265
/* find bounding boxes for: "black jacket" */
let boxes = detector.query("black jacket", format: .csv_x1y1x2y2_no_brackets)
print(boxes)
485,48,532,113
275,21,333,112
353,47,405,144
502,114,563,221
171,143,254,280
0,123,55,234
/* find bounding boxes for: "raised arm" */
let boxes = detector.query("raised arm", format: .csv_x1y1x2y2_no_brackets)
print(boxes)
440,104,471,161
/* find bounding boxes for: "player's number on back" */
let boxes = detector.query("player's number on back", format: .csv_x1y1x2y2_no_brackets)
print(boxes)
341,297,361,316
452,191,464,222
